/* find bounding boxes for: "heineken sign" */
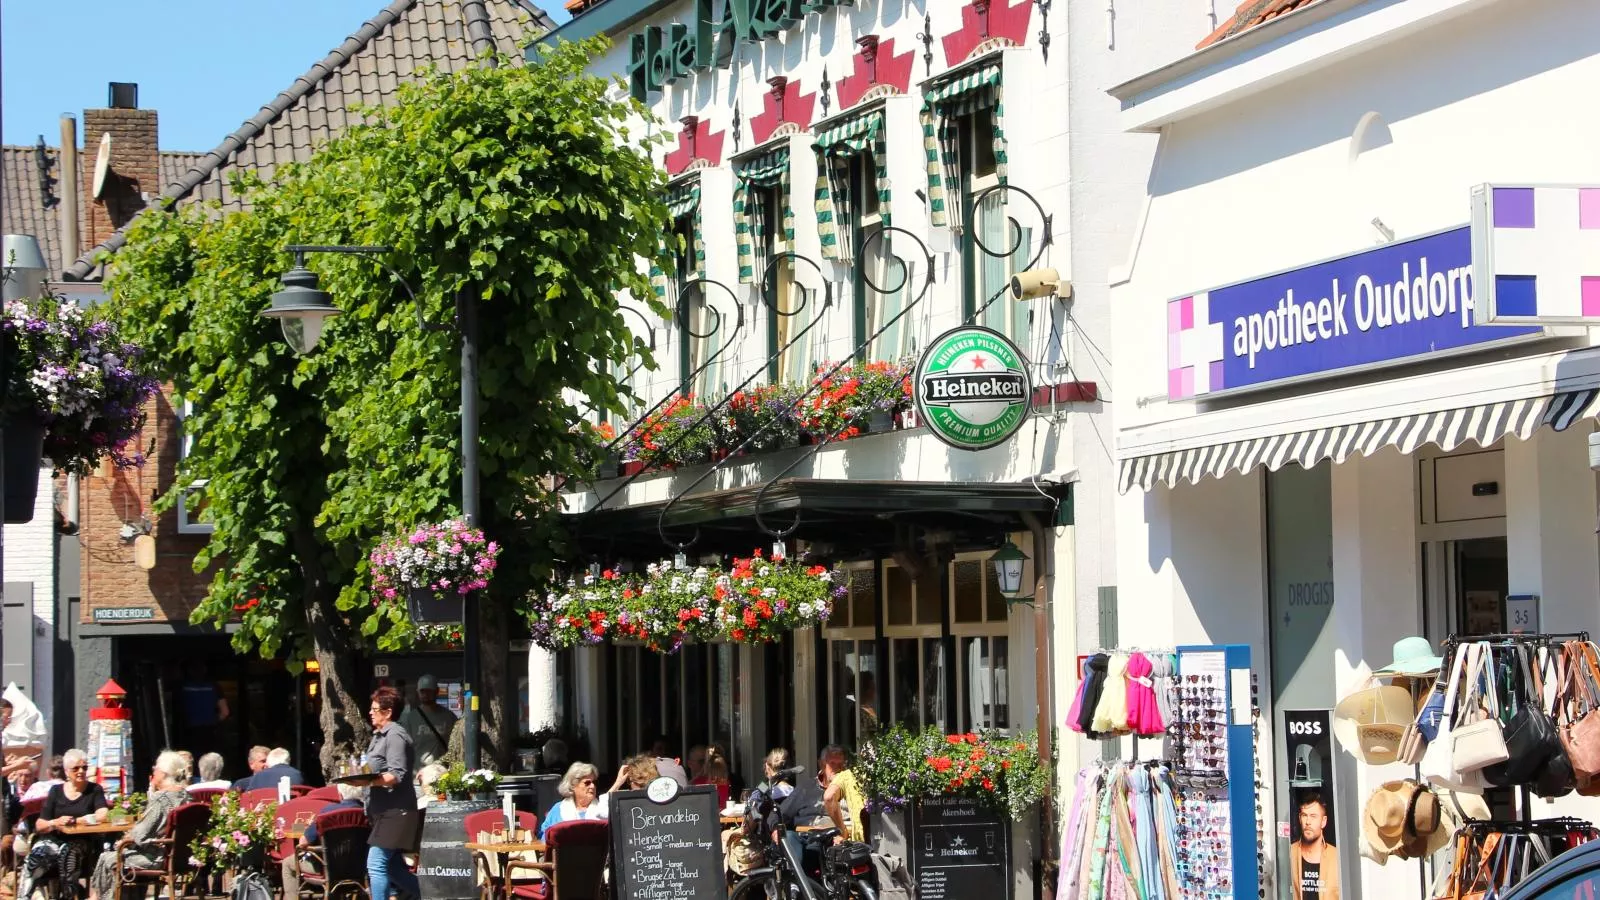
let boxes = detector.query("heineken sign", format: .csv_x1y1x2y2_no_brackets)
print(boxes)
627,0,849,101
915,326,1033,451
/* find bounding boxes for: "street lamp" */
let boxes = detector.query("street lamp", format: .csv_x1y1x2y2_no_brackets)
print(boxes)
989,540,1030,601
262,244,486,769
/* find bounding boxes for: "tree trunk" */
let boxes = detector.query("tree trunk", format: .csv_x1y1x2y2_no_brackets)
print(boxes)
479,592,513,770
294,524,369,778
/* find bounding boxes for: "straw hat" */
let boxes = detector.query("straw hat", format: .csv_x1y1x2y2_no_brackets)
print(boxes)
1362,781,1450,863
1334,681,1414,765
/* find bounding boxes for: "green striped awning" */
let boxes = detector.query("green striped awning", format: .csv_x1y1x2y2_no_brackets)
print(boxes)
921,60,1007,232
650,178,705,300
924,62,1002,106
734,146,795,284
814,109,889,263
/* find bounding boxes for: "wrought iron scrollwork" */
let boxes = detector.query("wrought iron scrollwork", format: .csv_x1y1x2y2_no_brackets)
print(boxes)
615,305,660,389
965,183,1054,324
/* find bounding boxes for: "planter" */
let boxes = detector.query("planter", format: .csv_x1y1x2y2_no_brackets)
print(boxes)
620,460,646,478
799,431,817,446
407,586,464,624
448,791,470,801
471,790,496,802
2,416,46,524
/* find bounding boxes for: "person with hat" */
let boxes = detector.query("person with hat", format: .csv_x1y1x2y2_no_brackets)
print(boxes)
399,674,458,768
1289,792,1340,900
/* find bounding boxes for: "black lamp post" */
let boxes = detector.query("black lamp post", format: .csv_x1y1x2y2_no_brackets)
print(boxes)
263,244,486,769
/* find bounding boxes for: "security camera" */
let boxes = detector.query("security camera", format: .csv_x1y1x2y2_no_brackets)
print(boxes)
1010,268,1068,301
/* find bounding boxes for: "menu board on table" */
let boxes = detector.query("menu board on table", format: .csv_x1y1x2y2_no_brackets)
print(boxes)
609,781,721,900
912,795,1010,900
418,799,496,900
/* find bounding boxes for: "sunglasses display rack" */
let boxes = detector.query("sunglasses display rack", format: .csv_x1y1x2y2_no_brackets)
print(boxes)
1174,643,1260,900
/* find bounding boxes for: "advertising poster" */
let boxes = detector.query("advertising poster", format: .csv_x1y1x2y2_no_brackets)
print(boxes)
1284,709,1338,900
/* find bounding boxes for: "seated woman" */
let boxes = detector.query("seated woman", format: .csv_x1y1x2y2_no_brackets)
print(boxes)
692,746,732,807
606,755,658,795
19,749,107,900
539,763,608,837
87,751,189,900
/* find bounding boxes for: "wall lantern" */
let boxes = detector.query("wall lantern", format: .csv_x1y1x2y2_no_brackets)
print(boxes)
262,263,342,355
990,540,1029,600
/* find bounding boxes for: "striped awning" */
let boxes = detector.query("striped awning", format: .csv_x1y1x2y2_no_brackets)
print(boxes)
1118,388,1600,494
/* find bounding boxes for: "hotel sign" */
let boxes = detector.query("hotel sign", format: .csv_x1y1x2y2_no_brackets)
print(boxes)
1165,227,1545,400
628,0,849,100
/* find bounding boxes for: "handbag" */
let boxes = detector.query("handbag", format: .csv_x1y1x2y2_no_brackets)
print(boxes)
1424,644,1484,794
1418,674,1449,742
1486,645,1569,790
1452,643,1510,774
1560,641,1600,793
1397,718,1428,766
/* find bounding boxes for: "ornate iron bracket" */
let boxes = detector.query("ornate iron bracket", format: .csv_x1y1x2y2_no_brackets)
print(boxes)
653,252,838,550
915,13,935,77
964,183,1053,324
616,305,661,392
1036,0,1052,61
657,229,936,544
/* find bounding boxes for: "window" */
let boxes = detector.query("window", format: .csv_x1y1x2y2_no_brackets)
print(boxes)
855,152,912,362
176,401,212,535
608,643,737,763
761,185,816,384
671,214,720,397
961,109,1031,348
950,555,1011,731
883,561,946,731
824,564,879,749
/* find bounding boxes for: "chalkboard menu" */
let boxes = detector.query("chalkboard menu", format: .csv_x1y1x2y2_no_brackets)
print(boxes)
911,796,1011,900
610,781,722,900
418,799,496,900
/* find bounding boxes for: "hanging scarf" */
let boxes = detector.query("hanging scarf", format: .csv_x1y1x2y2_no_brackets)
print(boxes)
1131,767,1163,900
1078,654,1110,736
1068,657,1094,734
1093,654,1132,735
1126,653,1163,737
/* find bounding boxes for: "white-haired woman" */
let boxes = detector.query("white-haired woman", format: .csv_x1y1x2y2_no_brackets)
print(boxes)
19,748,107,899
87,750,189,900
539,762,609,837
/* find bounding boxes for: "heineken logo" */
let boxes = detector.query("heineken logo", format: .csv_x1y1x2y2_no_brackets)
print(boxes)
915,326,1032,451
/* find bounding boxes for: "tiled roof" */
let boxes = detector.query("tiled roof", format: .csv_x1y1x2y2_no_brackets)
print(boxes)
1196,0,1327,49
64,0,551,281
2,144,202,276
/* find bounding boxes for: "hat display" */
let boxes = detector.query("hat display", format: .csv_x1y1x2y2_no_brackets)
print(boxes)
1334,681,1414,765
1375,636,1444,677
1362,781,1451,864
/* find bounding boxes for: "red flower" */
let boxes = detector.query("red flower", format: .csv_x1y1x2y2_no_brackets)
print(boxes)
982,778,994,790
602,569,616,580
926,756,954,773
732,628,747,641
622,588,635,599
946,735,964,745
753,548,763,559
1001,760,1012,770
743,610,758,628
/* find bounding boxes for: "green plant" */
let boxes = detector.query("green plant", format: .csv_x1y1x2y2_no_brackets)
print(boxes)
109,791,146,821
634,394,715,468
435,763,501,795
189,791,277,871
855,725,1047,820
105,36,673,770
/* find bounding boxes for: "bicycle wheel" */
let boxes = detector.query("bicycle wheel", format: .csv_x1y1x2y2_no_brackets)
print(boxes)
731,871,780,900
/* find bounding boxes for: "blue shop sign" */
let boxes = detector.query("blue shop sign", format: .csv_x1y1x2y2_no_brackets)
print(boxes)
1166,227,1546,400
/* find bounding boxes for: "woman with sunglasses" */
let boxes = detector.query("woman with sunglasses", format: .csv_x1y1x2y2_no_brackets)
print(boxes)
21,748,108,900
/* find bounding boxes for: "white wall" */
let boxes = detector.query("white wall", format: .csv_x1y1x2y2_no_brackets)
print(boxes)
3,468,55,727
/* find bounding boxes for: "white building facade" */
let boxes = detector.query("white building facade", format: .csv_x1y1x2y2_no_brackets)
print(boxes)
539,0,1199,889
1110,0,1600,896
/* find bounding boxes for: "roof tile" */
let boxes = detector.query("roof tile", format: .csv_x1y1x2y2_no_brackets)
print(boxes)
65,0,551,279
1195,0,1327,49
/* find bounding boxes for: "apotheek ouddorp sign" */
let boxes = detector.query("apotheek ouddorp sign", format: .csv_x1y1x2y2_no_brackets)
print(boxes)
627,0,848,101
915,326,1033,451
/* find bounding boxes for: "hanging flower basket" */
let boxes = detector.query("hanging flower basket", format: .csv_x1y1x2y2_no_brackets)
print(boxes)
371,518,501,624
2,416,45,523
530,550,844,652
855,726,1048,820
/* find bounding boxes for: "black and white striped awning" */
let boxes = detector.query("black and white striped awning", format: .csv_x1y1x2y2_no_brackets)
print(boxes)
1118,389,1600,493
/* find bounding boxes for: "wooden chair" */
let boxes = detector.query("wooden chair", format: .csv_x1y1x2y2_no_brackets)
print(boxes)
267,796,333,895
115,801,212,900
297,808,370,900
240,788,280,810
513,820,608,900
464,810,541,900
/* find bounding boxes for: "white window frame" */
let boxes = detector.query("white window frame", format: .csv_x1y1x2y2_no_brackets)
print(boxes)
964,111,1031,349
176,401,212,535
882,560,946,732
948,552,1012,732
823,563,879,747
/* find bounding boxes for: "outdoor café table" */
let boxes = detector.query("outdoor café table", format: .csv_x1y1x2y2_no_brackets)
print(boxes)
465,840,547,855
720,816,742,826
61,822,131,836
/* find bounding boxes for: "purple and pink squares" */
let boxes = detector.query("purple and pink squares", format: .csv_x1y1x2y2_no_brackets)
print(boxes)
1208,360,1224,391
1169,367,1194,399
1168,296,1194,332
1494,187,1536,229
1584,277,1600,318
1581,189,1600,230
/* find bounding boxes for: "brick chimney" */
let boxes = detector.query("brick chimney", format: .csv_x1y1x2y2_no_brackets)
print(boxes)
80,82,158,251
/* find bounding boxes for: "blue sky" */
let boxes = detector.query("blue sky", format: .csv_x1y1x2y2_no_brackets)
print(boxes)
2,0,568,152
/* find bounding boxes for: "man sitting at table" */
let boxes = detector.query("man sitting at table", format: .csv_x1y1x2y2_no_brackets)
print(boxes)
281,784,365,897
238,748,304,792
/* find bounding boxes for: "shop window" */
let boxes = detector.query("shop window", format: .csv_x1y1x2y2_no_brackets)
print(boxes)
176,401,212,535
950,556,1010,732
824,564,880,749
961,109,1031,348
883,560,947,732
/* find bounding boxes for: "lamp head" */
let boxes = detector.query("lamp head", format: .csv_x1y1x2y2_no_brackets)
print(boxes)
1009,268,1068,301
262,265,341,355
989,540,1029,600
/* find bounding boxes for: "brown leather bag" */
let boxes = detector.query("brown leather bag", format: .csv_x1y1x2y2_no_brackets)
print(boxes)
1558,641,1600,793
1435,830,1503,900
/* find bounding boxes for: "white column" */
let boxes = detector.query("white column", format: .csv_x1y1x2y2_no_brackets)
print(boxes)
1504,426,1600,635
1330,448,1422,900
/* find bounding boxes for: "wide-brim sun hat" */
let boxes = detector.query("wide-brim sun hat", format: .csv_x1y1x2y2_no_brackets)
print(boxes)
1334,677,1414,765
1362,781,1451,864
1375,636,1444,677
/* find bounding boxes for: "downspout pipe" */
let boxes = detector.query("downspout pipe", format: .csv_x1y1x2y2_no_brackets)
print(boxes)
1021,510,1054,865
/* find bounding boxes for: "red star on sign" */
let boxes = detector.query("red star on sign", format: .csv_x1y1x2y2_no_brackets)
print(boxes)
971,355,988,369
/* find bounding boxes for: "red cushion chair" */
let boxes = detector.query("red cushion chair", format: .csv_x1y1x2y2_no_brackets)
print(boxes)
298,808,371,900
305,785,342,803
464,809,543,900
241,787,280,810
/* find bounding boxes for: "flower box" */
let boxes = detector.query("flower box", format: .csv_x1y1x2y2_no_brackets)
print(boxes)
620,460,646,478
408,587,464,625
370,519,500,625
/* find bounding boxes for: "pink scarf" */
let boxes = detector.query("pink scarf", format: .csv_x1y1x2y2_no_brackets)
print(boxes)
1125,652,1164,737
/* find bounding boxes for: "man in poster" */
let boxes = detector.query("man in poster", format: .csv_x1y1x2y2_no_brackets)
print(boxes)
1289,792,1340,900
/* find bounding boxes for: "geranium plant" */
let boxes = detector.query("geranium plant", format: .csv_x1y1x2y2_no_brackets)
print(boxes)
1,296,159,475
531,550,843,652
855,725,1048,820
370,518,502,604
721,384,802,455
634,394,715,469
190,791,277,871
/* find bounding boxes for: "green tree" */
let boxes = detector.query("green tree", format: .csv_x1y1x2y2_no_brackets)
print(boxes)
104,39,671,773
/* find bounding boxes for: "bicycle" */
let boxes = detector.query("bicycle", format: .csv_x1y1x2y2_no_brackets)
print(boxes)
728,767,878,900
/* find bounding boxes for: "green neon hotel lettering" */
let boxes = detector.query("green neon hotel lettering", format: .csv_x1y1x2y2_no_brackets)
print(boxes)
629,0,851,100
